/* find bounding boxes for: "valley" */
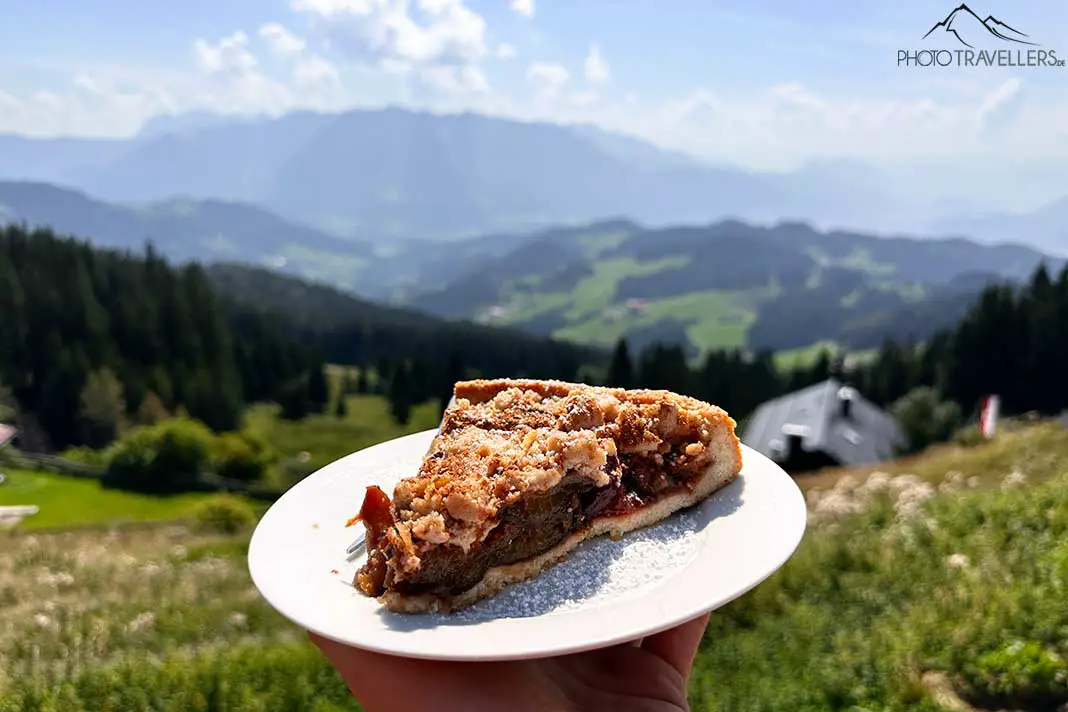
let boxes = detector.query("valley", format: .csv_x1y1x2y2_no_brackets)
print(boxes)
1,178,1060,361
405,219,1059,356
2,106,1066,363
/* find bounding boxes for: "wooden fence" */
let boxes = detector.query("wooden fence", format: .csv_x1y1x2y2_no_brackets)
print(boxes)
0,450,103,477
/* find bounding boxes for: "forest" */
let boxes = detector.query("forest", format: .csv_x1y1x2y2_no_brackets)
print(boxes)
2,222,1067,459
0,225,590,452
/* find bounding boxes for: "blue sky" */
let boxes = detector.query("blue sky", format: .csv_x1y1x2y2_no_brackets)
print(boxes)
1,0,1066,207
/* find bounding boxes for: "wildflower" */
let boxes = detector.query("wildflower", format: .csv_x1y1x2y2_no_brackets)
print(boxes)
939,471,966,493
33,613,53,628
889,474,923,492
1001,471,1027,489
35,570,75,588
126,611,156,633
834,475,859,493
946,553,970,569
858,471,891,496
894,480,935,520
229,612,248,627
810,491,865,525
138,562,163,577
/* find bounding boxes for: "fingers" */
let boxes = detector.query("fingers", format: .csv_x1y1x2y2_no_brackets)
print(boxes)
309,632,402,707
640,613,710,682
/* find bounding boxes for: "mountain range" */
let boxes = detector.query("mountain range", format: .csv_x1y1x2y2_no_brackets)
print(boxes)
2,105,1066,361
1,177,1062,359
403,218,1060,357
2,107,1066,254
0,181,373,289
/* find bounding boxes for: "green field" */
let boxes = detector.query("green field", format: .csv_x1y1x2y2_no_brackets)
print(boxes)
0,393,442,530
243,394,442,474
482,250,918,360
489,255,688,325
554,289,765,353
0,470,225,530
466,235,945,359
2,419,1067,709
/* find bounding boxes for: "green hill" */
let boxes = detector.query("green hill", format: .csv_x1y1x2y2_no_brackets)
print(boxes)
405,219,1059,357
0,180,374,287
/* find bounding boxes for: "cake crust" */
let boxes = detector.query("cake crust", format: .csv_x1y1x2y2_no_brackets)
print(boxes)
350,379,743,613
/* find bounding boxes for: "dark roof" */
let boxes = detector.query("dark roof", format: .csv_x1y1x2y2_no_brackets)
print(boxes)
741,378,904,467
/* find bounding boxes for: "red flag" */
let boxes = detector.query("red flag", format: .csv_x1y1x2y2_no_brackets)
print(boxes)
979,395,1000,439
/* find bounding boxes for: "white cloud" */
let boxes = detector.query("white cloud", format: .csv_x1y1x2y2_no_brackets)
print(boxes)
259,23,308,56
294,55,341,86
2,13,1067,206
418,64,489,94
0,75,177,136
570,91,597,106
510,0,534,18
526,61,568,100
584,44,609,86
291,0,487,67
976,78,1022,128
193,31,257,74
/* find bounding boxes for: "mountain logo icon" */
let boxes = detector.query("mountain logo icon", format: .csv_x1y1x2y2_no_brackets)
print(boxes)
922,4,1038,48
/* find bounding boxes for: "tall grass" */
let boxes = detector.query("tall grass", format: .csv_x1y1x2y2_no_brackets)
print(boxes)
3,422,1067,710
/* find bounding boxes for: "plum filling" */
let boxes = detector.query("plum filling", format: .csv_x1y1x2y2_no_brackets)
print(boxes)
354,448,710,600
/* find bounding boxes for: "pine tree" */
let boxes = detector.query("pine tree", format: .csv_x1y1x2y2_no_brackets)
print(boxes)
388,361,413,426
307,362,329,414
79,367,127,447
277,377,313,421
136,390,170,426
354,368,369,394
607,338,634,388
439,350,464,416
0,377,15,424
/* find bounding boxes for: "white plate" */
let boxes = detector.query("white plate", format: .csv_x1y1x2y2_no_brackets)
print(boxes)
248,428,806,661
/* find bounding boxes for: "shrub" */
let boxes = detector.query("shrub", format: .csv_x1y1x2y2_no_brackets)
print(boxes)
58,445,108,470
891,386,963,455
960,641,1068,709
951,423,986,448
193,494,258,534
211,431,276,482
104,417,215,492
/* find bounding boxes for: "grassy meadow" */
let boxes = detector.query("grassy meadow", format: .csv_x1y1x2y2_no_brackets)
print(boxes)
243,394,441,475
0,469,227,530
2,402,1067,710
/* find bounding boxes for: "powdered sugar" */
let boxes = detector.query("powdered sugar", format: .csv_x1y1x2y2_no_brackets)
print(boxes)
424,511,703,623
